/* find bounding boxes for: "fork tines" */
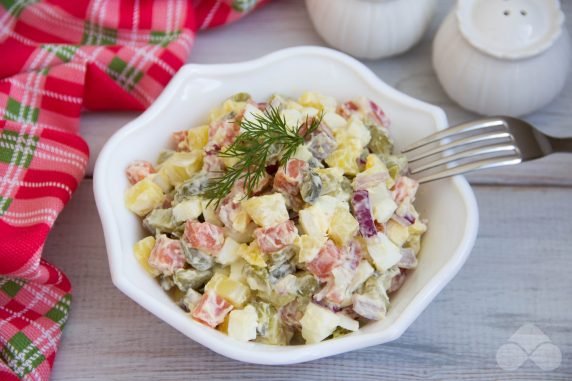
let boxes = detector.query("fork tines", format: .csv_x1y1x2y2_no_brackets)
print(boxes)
402,118,522,183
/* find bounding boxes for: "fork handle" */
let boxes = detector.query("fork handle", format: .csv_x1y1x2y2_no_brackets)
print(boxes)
548,137,572,153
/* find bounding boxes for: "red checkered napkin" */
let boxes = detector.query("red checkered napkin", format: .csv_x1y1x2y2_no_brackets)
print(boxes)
0,1,266,379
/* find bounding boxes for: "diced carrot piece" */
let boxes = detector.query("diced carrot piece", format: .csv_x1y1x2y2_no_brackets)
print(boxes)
191,291,233,328
148,235,185,275
126,160,155,185
306,240,341,280
254,220,298,254
184,221,225,255
273,159,308,197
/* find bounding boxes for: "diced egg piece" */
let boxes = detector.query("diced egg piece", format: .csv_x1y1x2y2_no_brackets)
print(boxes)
368,185,397,223
125,178,164,216
300,107,319,119
300,303,357,344
133,236,159,276
295,234,327,263
172,196,202,223
335,312,359,332
243,193,289,228
314,195,348,222
241,104,265,129
201,199,224,227
228,305,258,342
386,219,409,247
348,260,374,293
366,233,402,271
335,117,371,148
292,144,314,162
322,112,347,131
216,237,241,265
280,108,303,130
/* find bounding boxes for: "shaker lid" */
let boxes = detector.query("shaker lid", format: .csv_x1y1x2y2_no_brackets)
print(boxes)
456,0,565,59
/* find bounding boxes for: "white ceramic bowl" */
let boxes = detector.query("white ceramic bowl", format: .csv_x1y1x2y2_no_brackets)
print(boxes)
306,0,437,60
94,46,479,364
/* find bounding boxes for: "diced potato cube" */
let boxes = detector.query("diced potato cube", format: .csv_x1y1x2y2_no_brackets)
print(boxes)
148,172,172,193
328,208,359,246
298,91,337,113
229,258,248,282
125,178,164,216
386,219,409,247
408,218,428,235
209,99,248,123
204,273,226,292
172,197,202,222
295,234,327,263
159,151,203,186
221,155,239,168
218,314,231,334
243,194,289,228
216,237,241,265
187,125,209,150
314,195,343,219
299,206,329,237
325,139,361,176
237,241,267,267
366,233,402,271
211,276,251,307
133,236,159,276
228,305,258,342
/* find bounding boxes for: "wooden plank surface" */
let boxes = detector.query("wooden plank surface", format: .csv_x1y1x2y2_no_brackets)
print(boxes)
79,0,572,186
44,181,572,380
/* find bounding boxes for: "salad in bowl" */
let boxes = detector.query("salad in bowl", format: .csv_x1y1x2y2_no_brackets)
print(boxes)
124,91,426,345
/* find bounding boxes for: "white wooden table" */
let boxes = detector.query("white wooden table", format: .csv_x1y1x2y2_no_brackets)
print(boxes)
44,1,572,379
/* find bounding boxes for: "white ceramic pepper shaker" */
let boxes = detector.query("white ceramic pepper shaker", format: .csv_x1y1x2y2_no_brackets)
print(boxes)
306,0,437,60
433,0,571,117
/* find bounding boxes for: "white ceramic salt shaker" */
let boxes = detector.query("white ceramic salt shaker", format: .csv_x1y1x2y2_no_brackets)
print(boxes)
305,0,437,60
433,0,571,117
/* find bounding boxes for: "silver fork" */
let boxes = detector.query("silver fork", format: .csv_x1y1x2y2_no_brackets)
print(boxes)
402,116,572,183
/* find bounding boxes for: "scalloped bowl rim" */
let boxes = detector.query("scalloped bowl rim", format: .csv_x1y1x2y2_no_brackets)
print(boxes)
93,46,479,364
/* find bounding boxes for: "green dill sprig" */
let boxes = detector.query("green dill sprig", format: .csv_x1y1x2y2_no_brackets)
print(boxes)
202,106,323,206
